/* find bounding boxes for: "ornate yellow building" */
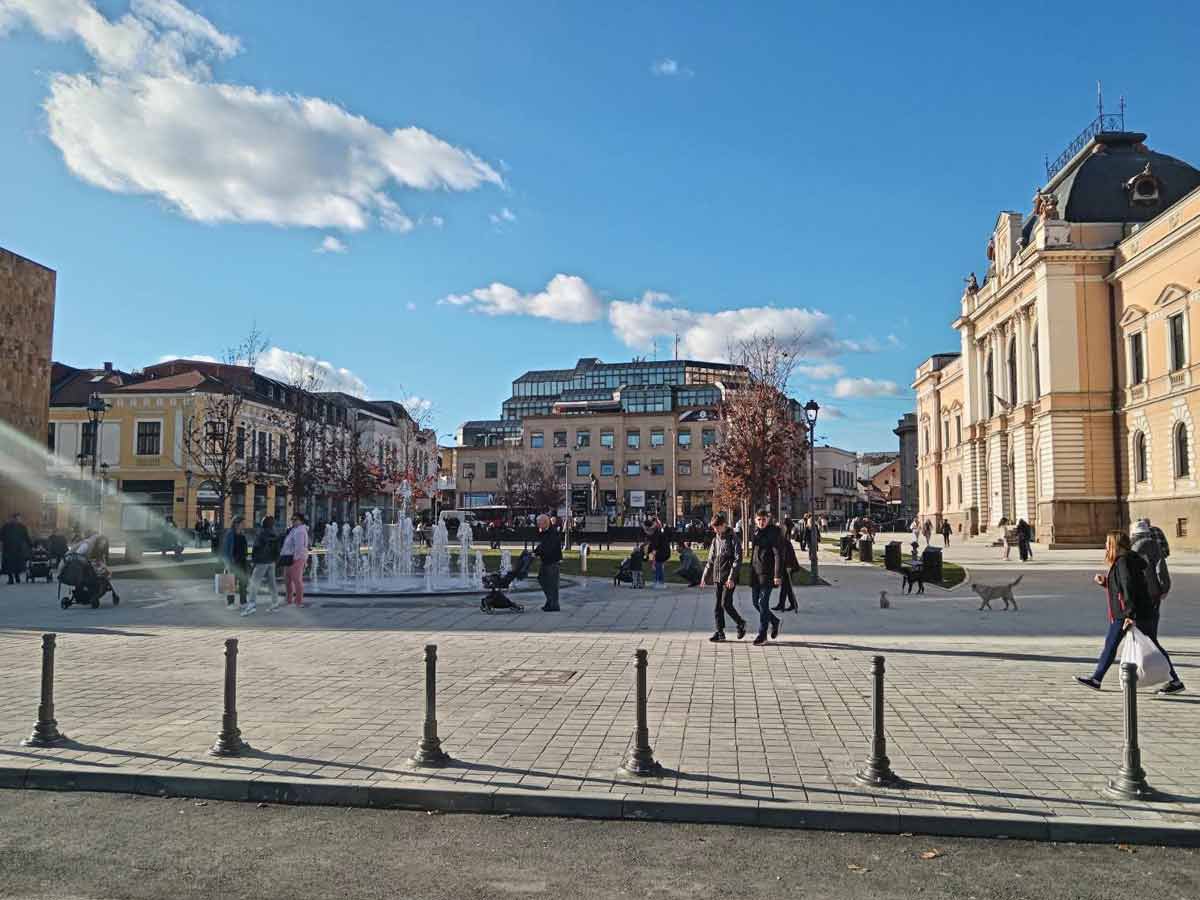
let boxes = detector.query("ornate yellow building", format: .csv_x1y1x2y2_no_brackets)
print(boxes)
915,121,1200,547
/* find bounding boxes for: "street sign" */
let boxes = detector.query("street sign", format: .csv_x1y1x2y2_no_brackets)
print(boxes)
629,490,645,508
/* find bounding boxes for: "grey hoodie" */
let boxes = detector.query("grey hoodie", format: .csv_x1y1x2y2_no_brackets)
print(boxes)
1131,528,1171,604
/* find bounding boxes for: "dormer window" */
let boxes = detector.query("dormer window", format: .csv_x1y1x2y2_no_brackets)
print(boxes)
1125,164,1162,207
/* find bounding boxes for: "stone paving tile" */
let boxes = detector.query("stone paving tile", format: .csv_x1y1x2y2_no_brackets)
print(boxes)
1,563,1199,826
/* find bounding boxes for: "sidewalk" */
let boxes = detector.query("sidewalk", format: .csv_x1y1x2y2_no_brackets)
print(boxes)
2,562,1198,843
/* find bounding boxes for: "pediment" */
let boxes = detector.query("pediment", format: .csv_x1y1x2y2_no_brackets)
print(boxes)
1154,284,1191,307
1119,304,1150,326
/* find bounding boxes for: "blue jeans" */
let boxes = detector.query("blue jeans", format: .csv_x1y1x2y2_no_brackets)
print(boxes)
750,582,779,637
653,561,665,585
1091,616,1180,683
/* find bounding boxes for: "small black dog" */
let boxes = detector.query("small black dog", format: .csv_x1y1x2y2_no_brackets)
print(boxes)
901,564,925,595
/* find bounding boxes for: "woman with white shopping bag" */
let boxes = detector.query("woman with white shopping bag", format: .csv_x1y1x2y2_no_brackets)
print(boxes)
1075,531,1184,694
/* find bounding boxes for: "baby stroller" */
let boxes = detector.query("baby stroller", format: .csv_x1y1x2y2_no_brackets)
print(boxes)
480,550,534,613
27,543,54,584
613,547,646,588
58,553,120,609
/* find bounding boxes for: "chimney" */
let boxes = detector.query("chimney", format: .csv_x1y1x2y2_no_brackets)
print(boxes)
103,362,113,372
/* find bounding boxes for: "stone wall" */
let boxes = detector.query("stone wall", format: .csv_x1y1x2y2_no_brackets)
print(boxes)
0,248,56,526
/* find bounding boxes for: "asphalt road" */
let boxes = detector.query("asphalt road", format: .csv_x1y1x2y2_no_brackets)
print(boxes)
1,791,1197,900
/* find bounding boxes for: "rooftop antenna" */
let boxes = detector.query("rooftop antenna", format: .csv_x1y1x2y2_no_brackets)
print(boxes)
674,333,680,361
652,338,657,361
1097,80,1104,118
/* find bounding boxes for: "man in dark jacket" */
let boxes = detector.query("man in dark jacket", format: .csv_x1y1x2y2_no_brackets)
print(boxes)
1,513,32,585
223,516,249,609
533,514,562,611
1130,518,1184,694
748,509,784,645
644,518,672,589
245,515,279,615
701,514,745,642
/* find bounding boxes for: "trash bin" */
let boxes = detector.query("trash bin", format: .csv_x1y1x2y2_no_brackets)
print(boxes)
858,538,874,563
884,541,902,571
840,534,854,559
921,546,943,584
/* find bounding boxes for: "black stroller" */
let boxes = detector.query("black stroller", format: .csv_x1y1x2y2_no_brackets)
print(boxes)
27,543,54,584
480,551,533,613
613,547,646,588
58,553,120,609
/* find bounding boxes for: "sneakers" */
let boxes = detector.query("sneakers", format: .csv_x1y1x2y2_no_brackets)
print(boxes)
752,634,767,646
1157,680,1186,695
240,603,257,617
268,602,282,612
1074,676,1102,691
709,631,726,642
770,619,780,639
736,622,746,640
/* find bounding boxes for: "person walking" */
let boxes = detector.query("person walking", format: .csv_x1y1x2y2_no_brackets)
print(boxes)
224,517,249,610
1075,531,1183,693
922,519,933,546
280,512,310,607
244,515,279,616
773,517,800,612
998,517,1011,560
748,508,784,646
1016,518,1033,561
1,512,32,585
533,513,562,611
701,513,746,642
645,518,671,589
1131,518,1185,694
940,519,951,546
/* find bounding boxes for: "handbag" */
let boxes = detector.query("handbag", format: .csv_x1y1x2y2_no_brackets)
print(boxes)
214,572,236,595
1118,625,1171,688
278,554,294,567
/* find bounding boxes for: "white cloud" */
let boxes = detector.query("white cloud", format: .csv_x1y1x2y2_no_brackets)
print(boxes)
314,235,347,254
254,347,369,397
155,353,217,364
3,0,500,231
405,301,417,311
404,394,432,416
651,58,693,77
887,333,902,347
818,404,848,420
440,274,605,324
488,206,517,225
797,362,845,380
833,377,901,398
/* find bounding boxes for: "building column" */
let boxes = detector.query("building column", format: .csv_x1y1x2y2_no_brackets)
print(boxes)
265,483,277,522
243,482,254,523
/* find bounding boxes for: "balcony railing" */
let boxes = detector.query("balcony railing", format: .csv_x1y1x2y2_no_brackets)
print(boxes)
1045,112,1126,180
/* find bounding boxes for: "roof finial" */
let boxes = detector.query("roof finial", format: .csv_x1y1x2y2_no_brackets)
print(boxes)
1097,80,1103,118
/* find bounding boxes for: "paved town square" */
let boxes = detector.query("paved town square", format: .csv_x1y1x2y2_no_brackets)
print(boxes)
3,548,1198,837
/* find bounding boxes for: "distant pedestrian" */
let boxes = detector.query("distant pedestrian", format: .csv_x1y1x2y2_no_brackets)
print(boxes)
534,514,562,611
748,509,784,646
1076,531,1183,694
909,517,921,547
280,513,310,607
245,515,279,616
701,513,746,642
1,512,32,585
922,519,933,546
645,518,671,589
773,517,800,612
1016,519,1033,561
940,520,951,546
675,541,703,587
223,516,248,609
998,517,1011,560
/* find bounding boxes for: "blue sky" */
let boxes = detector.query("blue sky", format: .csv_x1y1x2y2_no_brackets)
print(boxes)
3,0,1199,450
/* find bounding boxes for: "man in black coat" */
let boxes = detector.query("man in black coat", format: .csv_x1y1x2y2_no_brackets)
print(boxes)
1,513,32,585
748,508,784,645
533,513,562,611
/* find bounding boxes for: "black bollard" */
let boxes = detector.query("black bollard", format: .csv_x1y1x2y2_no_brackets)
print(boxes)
619,649,663,777
409,644,451,767
23,634,67,747
1105,662,1155,800
210,638,250,756
855,655,903,788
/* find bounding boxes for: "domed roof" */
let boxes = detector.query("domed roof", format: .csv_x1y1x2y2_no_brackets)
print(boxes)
1049,132,1200,223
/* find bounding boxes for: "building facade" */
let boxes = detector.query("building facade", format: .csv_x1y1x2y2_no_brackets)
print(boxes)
448,356,766,525
893,412,918,521
810,446,858,525
914,120,1200,547
0,247,55,525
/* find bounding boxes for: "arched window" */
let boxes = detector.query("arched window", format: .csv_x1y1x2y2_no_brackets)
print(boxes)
1031,327,1041,398
956,474,963,505
1175,423,1190,478
985,351,995,417
1134,432,1148,484
1008,338,1018,404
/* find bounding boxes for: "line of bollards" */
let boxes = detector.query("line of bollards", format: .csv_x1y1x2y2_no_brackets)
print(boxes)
18,637,1161,802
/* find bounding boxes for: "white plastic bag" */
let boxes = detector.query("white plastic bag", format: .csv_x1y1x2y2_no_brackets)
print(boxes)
1117,625,1171,688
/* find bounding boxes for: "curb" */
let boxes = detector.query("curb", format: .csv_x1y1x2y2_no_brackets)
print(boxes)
3,763,1198,847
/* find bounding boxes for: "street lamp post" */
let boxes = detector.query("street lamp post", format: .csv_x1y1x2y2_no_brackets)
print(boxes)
184,468,194,541
804,399,821,581
85,393,109,533
563,452,572,550
98,463,109,533
466,474,474,509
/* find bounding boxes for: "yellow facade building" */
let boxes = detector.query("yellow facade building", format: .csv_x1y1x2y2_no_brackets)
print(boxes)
914,120,1200,547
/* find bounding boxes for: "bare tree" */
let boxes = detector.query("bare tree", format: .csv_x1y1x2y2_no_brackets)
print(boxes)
321,415,379,522
269,355,328,520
